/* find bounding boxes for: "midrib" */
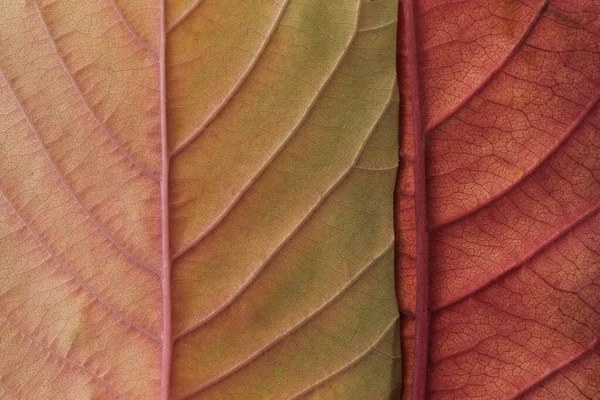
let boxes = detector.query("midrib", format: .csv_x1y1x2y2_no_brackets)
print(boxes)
403,0,430,399
159,0,173,399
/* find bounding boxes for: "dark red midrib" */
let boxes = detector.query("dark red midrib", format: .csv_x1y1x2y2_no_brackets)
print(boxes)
403,0,430,399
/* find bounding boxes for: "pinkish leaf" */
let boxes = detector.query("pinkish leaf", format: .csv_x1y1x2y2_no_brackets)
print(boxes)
398,0,600,398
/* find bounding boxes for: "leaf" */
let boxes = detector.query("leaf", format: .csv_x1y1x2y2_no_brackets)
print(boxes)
0,0,400,399
398,0,600,399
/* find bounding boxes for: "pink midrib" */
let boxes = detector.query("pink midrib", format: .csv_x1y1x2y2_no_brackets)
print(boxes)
159,0,173,399
403,0,430,399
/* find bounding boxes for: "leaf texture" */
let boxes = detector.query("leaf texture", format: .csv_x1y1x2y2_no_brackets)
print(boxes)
398,0,600,399
0,0,400,399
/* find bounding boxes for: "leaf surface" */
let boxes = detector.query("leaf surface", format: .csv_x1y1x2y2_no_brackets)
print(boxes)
398,0,600,398
0,0,400,399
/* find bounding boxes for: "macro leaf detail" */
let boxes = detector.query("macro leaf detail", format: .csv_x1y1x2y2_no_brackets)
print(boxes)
0,0,400,399
398,0,600,398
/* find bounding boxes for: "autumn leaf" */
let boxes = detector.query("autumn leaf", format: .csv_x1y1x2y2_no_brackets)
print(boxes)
0,0,400,399
398,0,600,399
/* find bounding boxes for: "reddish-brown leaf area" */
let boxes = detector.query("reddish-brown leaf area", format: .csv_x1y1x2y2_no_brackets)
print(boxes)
397,0,600,398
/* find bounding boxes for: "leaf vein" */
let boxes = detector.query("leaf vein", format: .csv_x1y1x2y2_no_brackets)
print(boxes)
32,0,159,180
108,0,158,56
0,70,161,278
424,0,548,134
174,84,396,338
509,338,599,399
166,0,204,33
172,7,362,258
173,243,394,399
0,311,124,398
435,201,600,311
289,317,399,400
169,0,291,156
434,93,600,230
0,187,160,342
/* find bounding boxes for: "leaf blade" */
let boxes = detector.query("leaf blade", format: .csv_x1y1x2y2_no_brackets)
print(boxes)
398,0,600,398
0,0,401,398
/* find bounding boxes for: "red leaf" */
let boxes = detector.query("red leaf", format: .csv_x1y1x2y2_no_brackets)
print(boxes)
398,0,600,398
